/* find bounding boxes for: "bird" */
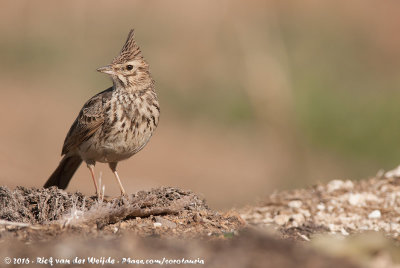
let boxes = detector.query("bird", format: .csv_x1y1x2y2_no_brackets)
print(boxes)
44,29,160,197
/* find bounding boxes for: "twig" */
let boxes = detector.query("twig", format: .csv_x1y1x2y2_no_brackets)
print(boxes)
0,220,31,227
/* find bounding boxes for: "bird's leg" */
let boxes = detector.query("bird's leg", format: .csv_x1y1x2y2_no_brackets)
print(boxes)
109,162,126,196
87,162,99,198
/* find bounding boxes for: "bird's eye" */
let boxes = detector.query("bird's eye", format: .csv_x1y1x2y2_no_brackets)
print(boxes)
126,65,133,71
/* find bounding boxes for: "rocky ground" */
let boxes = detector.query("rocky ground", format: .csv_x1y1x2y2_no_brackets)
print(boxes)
1,172,400,268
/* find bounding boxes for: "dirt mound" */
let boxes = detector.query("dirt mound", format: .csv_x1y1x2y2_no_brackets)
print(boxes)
0,186,92,224
0,186,209,224
0,186,242,242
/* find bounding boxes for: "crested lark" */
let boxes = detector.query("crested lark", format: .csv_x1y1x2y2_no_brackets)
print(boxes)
44,29,160,196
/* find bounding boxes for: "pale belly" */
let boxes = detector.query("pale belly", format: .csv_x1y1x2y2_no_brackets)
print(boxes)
78,127,153,163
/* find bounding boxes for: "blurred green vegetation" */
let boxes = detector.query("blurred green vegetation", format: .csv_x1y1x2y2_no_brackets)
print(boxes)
161,82,256,127
284,13,400,174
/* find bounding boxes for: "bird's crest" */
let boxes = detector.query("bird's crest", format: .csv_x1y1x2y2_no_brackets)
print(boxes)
112,29,143,64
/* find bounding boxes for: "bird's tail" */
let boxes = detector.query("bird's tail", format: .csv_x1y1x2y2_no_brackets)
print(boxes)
44,155,82,189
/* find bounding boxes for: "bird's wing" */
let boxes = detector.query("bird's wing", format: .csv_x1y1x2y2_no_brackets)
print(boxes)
61,87,113,155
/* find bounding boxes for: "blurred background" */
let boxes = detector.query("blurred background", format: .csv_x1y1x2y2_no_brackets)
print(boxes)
0,0,399,209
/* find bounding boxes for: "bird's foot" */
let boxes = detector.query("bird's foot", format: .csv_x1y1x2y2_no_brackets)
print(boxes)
120,190,128,198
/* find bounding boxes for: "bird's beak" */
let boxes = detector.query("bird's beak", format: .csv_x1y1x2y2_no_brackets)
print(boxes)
96,65,115,75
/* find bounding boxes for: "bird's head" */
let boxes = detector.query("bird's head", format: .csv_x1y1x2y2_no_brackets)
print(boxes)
97,29,151,89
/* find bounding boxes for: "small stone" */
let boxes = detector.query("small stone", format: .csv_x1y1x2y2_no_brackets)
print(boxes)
291,214,305,224
340,228,349,236
348,193,362,206
155,216,177,229
328,223,336,232
288,200,302,208
262,218,274,224
385,165,400,178
274,214,290,225
327,180,344,192
368,210,381,219
342,180,354,190
327,180,353,192
193,213,201,222
300,209,311,218
153,222,162,228
376,169,385,178
317,203,325,211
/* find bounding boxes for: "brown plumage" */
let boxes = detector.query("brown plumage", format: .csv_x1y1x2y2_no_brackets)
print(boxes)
44,29,160,197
